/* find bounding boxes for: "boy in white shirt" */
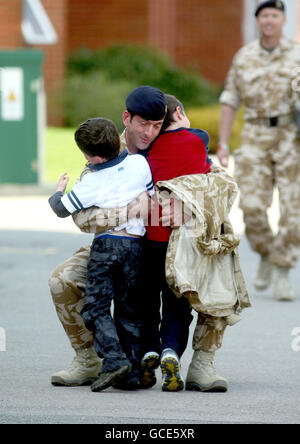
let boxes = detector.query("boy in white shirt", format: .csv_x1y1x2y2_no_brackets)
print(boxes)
49,117,154,392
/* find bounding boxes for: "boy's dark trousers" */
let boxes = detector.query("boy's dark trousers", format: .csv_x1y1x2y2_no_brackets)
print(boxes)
81,235,143,376
139,239,193,358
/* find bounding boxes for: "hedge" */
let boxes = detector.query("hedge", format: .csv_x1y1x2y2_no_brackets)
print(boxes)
67,44,220,108
63,44,245,148
63,44,221,128
63,71,136,131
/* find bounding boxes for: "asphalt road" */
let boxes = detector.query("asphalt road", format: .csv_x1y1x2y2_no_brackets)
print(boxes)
0,196,299,424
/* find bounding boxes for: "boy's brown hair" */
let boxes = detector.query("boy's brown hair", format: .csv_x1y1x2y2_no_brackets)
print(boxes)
75,117,120,160
161,94,185,131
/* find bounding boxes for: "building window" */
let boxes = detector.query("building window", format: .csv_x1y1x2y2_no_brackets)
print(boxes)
21,0,58,45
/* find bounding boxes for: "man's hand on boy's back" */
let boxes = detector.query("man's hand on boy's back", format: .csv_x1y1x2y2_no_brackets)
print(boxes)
56,172,69,193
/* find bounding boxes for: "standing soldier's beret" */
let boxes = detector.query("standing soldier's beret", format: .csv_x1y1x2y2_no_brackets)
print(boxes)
126,86,167,121
255,1,285,17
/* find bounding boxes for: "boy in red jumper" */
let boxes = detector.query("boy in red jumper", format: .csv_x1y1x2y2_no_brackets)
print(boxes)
140,94,211,391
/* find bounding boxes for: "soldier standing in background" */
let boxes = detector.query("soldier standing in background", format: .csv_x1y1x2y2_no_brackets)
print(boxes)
217,0,300,301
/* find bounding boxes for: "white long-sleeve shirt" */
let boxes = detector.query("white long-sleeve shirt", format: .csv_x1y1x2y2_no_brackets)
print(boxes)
60,151,154,236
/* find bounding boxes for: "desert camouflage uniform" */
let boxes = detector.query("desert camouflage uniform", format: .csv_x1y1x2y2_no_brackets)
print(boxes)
220,36,300,268
49,134,239,353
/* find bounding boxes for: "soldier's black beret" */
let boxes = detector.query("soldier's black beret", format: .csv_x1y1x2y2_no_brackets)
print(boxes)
126,86,167,121
255,1,285,17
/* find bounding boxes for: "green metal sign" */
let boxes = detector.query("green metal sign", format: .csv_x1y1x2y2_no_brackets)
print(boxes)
0,50,44,184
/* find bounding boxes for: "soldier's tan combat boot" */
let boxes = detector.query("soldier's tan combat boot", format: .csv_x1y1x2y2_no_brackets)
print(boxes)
51,346,102,386
254,255,273,290
185,350,228,392
273,266,294,301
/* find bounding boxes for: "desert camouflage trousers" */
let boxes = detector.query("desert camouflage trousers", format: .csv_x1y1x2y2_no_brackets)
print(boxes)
234,122,300,268
49,245,227,353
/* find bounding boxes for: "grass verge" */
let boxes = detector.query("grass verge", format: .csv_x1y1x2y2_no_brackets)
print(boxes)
45,126,84,190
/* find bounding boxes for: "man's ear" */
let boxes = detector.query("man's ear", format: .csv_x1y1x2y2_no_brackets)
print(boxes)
283,15,287,26
123,110,131,127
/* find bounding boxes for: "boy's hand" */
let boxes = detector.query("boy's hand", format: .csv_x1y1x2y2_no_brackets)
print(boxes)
56,172,69,193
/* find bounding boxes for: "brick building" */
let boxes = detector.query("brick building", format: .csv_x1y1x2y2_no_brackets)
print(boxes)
1,0,300,125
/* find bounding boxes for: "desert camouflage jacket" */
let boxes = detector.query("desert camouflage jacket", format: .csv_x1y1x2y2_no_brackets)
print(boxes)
156,165,250,317
220,36,300,121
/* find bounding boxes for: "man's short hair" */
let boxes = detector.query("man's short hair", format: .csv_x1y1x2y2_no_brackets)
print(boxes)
74,117,120,160
126,85,167,121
